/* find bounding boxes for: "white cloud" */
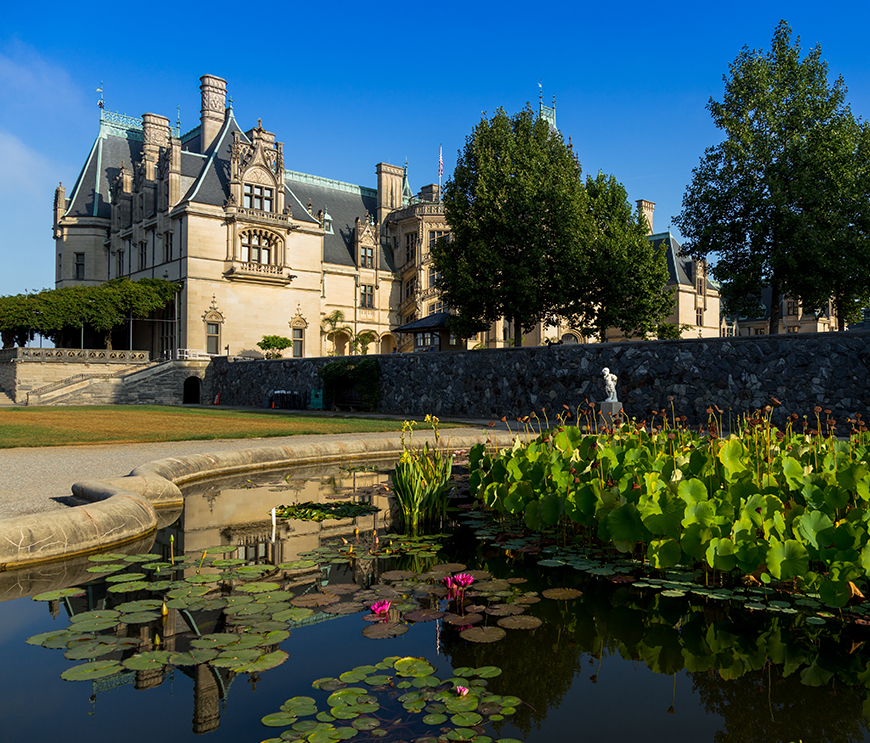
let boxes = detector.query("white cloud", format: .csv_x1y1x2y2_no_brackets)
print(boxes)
0,130,58,197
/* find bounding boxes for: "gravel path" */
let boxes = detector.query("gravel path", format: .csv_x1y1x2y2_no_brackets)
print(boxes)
0,422,500,519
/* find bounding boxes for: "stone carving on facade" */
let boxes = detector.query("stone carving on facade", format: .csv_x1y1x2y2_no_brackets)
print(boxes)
203,296,225,325
289,303,308,329
230,128,284,184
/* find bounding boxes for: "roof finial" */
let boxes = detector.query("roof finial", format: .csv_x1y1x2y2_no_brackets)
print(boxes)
97,81,104,109
228,95,233,110
538,79,542,102
176,104,181,132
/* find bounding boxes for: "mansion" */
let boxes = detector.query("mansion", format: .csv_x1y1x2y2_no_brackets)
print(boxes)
53,74,720,360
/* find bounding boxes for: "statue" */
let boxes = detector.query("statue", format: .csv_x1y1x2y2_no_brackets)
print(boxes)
602,367,618,403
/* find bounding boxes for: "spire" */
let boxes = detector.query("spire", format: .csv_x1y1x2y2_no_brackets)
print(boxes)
538,83,557,132
402,160,413,205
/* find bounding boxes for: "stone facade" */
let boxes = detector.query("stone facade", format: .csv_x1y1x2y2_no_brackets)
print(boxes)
52,73,718,364
210,331,870,427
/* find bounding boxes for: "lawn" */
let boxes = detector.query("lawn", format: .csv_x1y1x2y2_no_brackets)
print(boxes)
0,406,441,448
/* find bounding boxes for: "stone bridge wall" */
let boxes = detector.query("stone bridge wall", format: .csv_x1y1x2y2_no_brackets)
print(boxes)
210,331,870,427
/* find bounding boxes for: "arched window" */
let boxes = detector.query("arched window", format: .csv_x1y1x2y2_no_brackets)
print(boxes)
240,230,275,265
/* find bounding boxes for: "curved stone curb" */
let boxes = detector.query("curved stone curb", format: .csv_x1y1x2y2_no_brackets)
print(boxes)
0,431,515,574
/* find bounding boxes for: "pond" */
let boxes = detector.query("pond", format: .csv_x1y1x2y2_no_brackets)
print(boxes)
1,460,870,743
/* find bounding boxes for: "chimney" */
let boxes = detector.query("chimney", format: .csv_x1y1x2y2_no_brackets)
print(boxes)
376,163,404,225
141,113,170,179
53,182,66,239
199,75,227,154
636,199,655,235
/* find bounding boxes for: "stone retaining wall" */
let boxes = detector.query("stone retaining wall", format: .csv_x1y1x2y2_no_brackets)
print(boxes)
210,331,870,426
0,348,151,404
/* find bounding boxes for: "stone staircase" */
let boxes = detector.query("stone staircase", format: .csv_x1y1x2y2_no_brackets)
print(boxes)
0,390,15,406
24,359,211,406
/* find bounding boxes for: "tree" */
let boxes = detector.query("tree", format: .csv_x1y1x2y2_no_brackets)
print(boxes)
782,113,870,330
0,279,179,349
433,105,590,347
350,330,378,355
320,310,353,355
674,20,854,334
563,172,674,342
257,335,293,359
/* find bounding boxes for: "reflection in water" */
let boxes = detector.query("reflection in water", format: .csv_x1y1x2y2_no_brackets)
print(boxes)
6,462,870,742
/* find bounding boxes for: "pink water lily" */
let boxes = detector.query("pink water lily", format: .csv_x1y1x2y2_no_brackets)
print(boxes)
455,686,469,696
370,600,391,616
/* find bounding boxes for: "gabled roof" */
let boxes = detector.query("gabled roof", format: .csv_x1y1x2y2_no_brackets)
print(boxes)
65,120,142,219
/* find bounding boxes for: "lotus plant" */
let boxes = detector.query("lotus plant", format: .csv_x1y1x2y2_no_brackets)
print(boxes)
370,600,391,620
455,686,469,696
444,573,475,607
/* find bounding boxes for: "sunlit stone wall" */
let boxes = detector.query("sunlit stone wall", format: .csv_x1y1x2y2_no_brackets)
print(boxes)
211,331,870,426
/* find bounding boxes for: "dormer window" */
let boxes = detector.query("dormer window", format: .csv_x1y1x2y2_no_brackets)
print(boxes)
244,184,273,212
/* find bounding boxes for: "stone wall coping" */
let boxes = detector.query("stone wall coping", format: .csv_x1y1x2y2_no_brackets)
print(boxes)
0,431,515,591
0,348,151,363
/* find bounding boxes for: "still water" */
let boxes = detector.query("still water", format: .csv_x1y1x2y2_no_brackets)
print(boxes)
0,462,868,743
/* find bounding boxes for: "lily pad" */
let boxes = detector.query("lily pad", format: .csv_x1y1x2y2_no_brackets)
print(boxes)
460,627,506,643
497,615,542,630
61,660,123,681
169,649,220,665
122,651,174,670
31,588,84,601
541,588,583,600
394,657,436,677
240,581,282,594
404,609,445,622
362,623,408,639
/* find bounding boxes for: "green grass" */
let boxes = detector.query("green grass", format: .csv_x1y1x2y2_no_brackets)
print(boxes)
0,406,455,448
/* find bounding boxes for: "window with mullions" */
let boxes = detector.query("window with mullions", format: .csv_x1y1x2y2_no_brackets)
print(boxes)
244,184,274,212
428,230,449,249
163,232,173,263
428,266,442,289
138,243,147,271
696,308,704,327
360,246,374,268
405,233,416,265
360,284,374,308
241,232,273,264
116,250,125,277
206,322,220,355
292,328,304,357
74,253,85,280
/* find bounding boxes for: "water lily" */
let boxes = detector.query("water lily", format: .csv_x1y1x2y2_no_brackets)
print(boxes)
371,600,391,617
452,573,474,588
455,685,469,696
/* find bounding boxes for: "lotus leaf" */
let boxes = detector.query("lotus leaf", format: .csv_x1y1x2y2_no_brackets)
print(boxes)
86,563,125,573
394,657,436,677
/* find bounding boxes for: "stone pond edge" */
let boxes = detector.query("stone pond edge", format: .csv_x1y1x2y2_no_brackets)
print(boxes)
0,431,516,573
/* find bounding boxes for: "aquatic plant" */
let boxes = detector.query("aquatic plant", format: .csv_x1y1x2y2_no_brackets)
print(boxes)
391,416,454,532
469,403,870,607
274,500,380,522
260,656,523,742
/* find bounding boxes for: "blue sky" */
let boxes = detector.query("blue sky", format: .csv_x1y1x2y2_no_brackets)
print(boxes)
2,1,869,297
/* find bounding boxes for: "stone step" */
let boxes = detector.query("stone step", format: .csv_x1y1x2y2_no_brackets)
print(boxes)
0,390,16,406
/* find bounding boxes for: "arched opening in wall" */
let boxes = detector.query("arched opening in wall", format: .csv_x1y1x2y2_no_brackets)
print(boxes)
183,376,201,404
561,333,579,344
380,334,397,354
332,331,350,356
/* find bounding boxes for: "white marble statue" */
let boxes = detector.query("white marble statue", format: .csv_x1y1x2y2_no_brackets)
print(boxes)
602,367,618,403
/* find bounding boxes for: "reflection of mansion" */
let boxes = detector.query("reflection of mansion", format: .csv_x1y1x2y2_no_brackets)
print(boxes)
54,74,721,359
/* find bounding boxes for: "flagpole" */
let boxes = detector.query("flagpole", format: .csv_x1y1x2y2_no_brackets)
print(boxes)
438,144,443,203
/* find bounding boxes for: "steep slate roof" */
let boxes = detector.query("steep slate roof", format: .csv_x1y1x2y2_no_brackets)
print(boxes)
182,111,246,206
649,232,693,287
65,119,143,219
284,172,394,271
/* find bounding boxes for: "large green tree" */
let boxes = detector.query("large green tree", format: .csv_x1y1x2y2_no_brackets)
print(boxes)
783,112,870,330
433,105,590,347
0,279,179,349
674,20,855,334
564,172,674,341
